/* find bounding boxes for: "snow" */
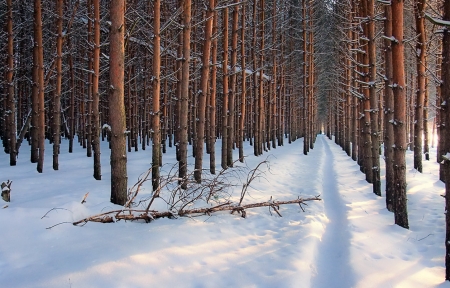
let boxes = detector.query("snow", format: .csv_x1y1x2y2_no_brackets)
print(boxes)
0,135,448,287
442,152,450,161
102,124,111,131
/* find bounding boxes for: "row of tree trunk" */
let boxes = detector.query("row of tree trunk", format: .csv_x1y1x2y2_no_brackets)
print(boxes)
0,1,319,202
324,0,450,280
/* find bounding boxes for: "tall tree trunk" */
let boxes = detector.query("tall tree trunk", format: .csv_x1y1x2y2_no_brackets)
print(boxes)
5,0,16,166
194,0,214,182
68,37,75,153
179,0,191,188
210,3,218,174
86,0,93,158
413,0,427,173
35,0,45,173
238,3,246,162
53,0,63,171
302,0,308,155
392,0,409,229
152,0,162,190
258,0,265,155
361,1,373,184
228,1,239,167
423,78,429,161
384,2,395,212
252,0,259,156
443,0,450,280
221,8,229,169
92,0,101,180
368,0,380,195
109,0,128,205
271,1,277,149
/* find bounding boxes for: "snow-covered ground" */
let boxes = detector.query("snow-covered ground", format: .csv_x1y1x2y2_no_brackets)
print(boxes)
0,135,448,288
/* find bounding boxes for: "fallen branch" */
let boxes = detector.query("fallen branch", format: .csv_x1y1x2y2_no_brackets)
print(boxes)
73,196,321,225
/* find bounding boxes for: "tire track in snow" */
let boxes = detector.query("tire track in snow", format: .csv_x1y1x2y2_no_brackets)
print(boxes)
311,136,355,288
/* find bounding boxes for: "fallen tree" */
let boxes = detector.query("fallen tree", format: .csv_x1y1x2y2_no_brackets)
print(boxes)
72,196,321,225
46,159,321,227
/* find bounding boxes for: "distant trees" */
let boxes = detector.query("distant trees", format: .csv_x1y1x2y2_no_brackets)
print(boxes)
326,0,446,229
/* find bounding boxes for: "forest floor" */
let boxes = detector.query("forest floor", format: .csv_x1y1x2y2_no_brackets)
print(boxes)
0,135,448,288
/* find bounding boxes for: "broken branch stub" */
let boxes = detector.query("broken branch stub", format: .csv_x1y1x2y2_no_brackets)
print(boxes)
1,180,12,202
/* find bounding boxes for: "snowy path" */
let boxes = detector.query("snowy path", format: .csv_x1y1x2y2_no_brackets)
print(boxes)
311,137,355,287
0,135,448,287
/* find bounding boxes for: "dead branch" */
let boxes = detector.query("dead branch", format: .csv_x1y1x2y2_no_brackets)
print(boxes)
81,192,89,204
72,196,321,225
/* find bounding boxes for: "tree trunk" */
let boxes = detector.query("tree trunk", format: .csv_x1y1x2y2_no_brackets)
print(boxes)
391,0,409,229
179,0,191,189
52,0,63,171
368,0,380,195
109,0,128,205
443,0,450,280
194,0,214,182
384,3,395,212
413,0,427,173
92,0,101,180
228,1,239,167
5,0,16,166
221,8,229,169
35,0,45,173
210,3,218,174
152,0,161,190
361,1,373,184
238,3,246,162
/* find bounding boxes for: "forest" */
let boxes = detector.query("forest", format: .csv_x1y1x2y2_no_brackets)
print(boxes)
2,0,450,284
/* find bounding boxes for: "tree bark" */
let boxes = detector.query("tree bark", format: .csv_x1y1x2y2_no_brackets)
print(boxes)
152,0,162,190
52,0,63,171
35,0,45,173
228,1,239,167
194,0,214,182
368,0,380,195
5,0,16,166
210,3,218,174
179,0,191,189
413,0,427,173
221,8,229,169
109,0,128,205
239,3,246,162
384,2,395,212
442,0,450,280
92,0,101,180
392,0,409,229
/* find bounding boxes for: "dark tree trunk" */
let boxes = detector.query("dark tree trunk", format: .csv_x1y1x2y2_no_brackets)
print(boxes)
442,0,450,280
5,0,16,166
413,0,427,173
384,3,395,212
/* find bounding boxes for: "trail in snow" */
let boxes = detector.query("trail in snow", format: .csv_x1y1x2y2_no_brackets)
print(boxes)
0,134,447,287
311,136,355,288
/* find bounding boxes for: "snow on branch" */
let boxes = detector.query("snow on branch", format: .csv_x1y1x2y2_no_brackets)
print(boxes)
424,13,450,27
377,0,391,5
